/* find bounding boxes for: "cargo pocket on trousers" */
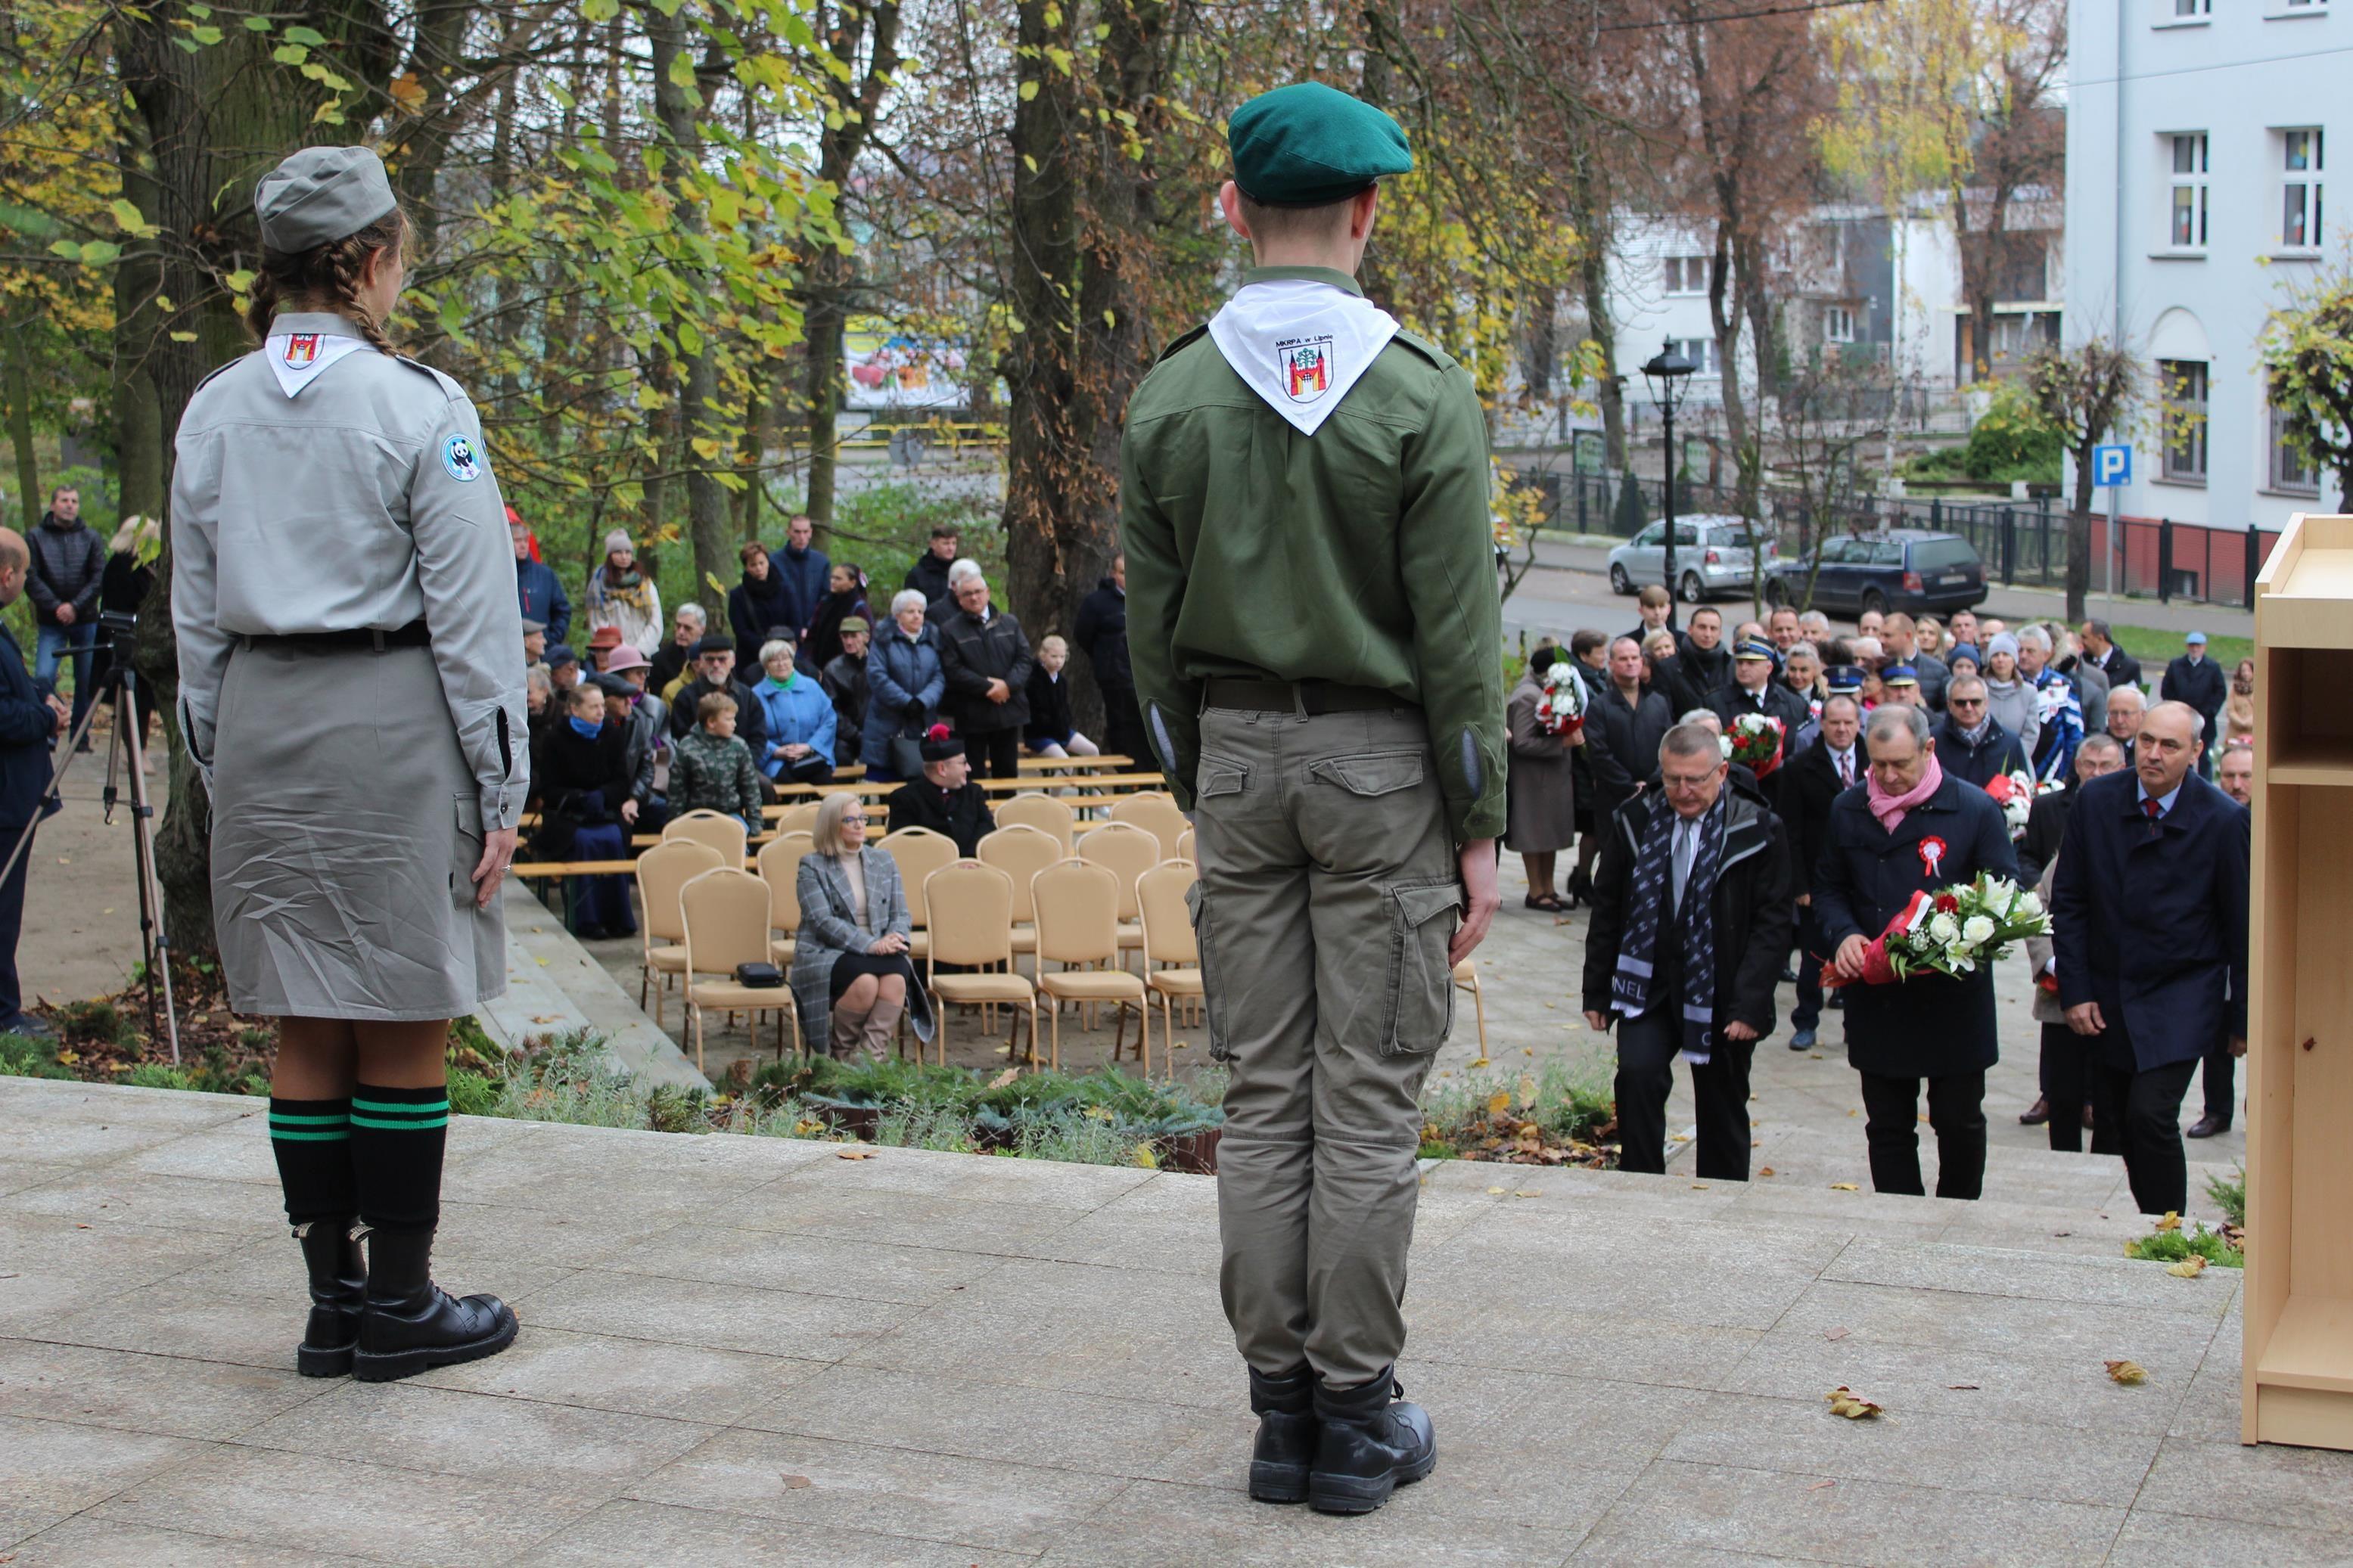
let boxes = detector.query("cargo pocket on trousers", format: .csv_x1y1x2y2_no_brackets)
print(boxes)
1196,756,1248,800
1187,880,1233,1060
1382,880,1461,1054
452,795,485,910
1308,750,1425,798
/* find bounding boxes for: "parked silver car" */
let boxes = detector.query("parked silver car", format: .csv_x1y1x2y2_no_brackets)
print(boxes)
1606,514,1776,603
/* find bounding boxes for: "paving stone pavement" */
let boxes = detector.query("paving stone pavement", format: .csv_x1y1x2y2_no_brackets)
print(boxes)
5,1073,2346,1566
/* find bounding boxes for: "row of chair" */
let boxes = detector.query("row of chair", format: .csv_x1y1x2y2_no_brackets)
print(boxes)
654,791,1195,865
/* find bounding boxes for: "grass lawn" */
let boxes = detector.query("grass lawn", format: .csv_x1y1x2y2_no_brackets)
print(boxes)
2112,624,2252,675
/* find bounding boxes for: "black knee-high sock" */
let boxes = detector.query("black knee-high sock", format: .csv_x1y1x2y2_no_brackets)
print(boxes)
269,1097,357,1226
349,1083,449,1234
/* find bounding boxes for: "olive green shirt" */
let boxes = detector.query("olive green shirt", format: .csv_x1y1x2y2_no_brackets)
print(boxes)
1119,265,1507,841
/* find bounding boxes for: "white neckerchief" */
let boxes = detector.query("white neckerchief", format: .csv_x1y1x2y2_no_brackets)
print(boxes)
264,330,370,398
1207,278,1399,436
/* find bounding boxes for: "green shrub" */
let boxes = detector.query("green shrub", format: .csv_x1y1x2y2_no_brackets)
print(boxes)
2206,1166,2246,1230
445,1067,504,1119
0,1032,71,1079
120,1063,196,1091
2125,1222,2243,1269
1907,381,2062,484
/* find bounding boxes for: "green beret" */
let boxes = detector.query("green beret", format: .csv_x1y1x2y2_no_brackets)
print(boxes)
1228,82,1413,207
255,145,398,253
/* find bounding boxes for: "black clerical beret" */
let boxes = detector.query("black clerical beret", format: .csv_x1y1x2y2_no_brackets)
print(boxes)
1228,82,1413,207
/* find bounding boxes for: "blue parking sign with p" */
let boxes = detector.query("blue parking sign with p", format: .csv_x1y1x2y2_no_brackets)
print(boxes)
2092,445,2131,487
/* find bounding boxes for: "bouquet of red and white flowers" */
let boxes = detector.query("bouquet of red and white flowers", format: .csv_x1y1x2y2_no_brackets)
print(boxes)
1726,713,1785,778
1981,769,2062,841
1821,873,2050,989
1537,658,1587,737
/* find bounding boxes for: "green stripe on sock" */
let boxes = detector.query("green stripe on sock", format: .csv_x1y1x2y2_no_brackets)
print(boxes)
270,1128,351,1142
350,1112,448,1131
350,1098,449,1116
268,1112,350,1126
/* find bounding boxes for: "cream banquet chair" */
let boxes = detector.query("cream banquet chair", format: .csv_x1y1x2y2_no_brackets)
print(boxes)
1031,859,1149,1073
1108,791,1189,860
978,825,1062,961
664,809,748,865
1453,958,1489,1058
635,838,726,1028
922,860,1039,1068
1077,820,1157,959
1175,825,1195,864
994,791,1076,853
773,800,823,839
881,826,959,964
1136,859,1201,1077
679,867,800,1074
757,831,815,963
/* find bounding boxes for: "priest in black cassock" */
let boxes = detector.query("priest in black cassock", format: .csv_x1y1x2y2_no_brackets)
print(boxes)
884,722,996,855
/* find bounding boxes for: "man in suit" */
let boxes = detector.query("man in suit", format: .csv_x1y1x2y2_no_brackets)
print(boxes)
1780,691,1865,1051
1583,723,1792,1181
1932,675,2028,789
2104,684,2144,771
0,529,67,1036
883,725,996,855
1708,639,1811,767
2016,732,2128,1131
1814,703,2019,1200
2078,619,2141,692
2159,632,2227,779
2051,702,2249,1216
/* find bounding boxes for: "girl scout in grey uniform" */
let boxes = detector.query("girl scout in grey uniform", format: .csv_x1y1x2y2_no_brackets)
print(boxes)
172,146,527,1382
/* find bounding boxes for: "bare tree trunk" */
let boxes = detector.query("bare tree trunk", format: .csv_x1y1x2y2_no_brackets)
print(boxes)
2065,442,2096,623
645,3,731,590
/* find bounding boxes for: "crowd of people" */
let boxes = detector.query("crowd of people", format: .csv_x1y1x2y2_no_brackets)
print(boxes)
508,508,1141,939
1537,596,2251,1215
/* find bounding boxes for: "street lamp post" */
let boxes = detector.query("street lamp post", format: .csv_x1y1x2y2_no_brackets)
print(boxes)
1641,340,1698,632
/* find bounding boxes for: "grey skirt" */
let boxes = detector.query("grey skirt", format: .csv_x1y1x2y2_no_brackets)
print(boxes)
210,640,503,1020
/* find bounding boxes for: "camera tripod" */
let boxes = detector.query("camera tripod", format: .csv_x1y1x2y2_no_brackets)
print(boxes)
0,614,179,1061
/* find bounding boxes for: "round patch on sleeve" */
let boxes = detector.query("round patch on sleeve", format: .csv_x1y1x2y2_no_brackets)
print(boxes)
440,433,484,483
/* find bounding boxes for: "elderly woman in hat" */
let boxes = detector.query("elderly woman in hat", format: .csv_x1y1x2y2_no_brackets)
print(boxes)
584,529,663,657
172,147,522,1382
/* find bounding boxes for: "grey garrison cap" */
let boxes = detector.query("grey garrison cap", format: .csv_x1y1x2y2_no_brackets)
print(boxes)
254,146,399,253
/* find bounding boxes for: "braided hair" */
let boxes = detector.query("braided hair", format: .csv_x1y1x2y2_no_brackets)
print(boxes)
244,206,407,356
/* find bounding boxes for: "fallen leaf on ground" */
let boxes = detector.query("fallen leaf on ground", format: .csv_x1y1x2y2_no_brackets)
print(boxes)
1468,1057,1491,1068
1826,1386,1883,1419
1947,1383,1980,1390
2155,1211,2183,1232
986,1067,1021,1089
1758,1166,1776,1177
2106,1359,2149,1386
1824,1326,1850,1340
531,1014,562,1024
835,1148,875,1161
1692,1183,1709,1190
1486,1186,1506,1195
2167,1256,2207,1278
1514,1190,1540,1198
1846,1108,1858,1116
781,1473,813,1489
1829,1182,1859,1191
1487,1091,1512,1117
1515,1074,1538,1107
1808,1479,1835,1491
1670,1132,1691,1143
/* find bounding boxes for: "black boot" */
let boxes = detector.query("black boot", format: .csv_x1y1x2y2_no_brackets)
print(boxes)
351,1227,518,1383
294,1219,367,1378
1309,1368,1436,1514
1247,1365,1316,1504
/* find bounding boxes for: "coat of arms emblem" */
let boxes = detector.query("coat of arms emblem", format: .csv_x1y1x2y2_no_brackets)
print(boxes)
283,333,320,368
1279,337,1334,402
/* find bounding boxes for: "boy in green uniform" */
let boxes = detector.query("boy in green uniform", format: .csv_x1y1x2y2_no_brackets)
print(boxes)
1121,80,1506,1515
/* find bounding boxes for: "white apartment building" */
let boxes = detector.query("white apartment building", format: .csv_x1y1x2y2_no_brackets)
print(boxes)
2065,0,2340,532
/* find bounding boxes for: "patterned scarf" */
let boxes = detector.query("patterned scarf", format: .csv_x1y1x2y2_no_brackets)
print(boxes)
1610,789,1726,1065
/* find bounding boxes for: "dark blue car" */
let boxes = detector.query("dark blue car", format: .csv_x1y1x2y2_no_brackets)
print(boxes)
1765,529,1988,618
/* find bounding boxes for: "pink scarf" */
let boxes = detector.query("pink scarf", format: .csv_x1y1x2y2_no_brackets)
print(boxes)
1867,750,1944,834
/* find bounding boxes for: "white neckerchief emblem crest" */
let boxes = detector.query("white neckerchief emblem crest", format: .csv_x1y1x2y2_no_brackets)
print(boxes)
265,330,369,398
1208,278,1399,436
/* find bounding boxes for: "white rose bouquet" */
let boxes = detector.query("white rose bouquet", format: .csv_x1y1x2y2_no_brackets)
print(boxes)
1820,872,2051,988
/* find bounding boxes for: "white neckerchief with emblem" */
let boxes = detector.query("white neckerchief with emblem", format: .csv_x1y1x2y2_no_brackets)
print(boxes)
1207,278,1399,436
264,329,371,399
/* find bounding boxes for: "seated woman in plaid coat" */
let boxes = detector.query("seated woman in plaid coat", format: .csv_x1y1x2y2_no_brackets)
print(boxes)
791,793,937,1058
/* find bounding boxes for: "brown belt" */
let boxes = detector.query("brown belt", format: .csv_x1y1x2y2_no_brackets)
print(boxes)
1201,677,1411,716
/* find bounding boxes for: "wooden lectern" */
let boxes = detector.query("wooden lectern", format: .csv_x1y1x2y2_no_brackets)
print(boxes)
2245,512,2353,1449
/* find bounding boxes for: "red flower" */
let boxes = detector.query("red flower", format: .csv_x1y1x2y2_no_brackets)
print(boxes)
1935,893,1960,914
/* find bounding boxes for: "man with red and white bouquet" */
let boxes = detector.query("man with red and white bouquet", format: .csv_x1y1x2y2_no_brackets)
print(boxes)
1812,704,2020,1200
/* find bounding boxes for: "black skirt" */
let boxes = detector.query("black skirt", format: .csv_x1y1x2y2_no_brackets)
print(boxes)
828,949,920,1003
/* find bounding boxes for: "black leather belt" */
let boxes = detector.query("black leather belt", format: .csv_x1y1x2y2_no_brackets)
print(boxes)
1202,677,1410,715
243,619,431,652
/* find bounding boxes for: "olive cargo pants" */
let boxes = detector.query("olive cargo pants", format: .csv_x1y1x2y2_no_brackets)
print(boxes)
1191,703,1461,1388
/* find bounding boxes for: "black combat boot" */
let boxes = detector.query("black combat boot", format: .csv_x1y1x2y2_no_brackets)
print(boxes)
1308,1368,1436,1514
1246,1365,1317,1503
293,1219,367,1377
350,1227,518,1383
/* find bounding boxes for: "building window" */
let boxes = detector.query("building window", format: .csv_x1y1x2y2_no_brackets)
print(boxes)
2169,133,2209,248
1824,306,1857,343
1663,256,1711,296
2160,359,2208,484
2271,404,2320,495
2173,0,2210,13
2284,129,2325,249
1667,337,1719,375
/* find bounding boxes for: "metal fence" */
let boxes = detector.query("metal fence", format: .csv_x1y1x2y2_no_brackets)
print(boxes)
1522,468,2273,610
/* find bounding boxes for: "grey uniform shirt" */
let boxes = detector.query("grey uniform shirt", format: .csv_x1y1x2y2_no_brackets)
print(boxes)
171,312,529,828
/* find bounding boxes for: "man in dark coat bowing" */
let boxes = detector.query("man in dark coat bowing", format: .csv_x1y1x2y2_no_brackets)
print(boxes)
1814,702,2019,1200
1583,722,1792,1181
2050,701,2248,1217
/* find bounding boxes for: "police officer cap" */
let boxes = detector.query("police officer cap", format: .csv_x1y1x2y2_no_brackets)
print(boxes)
1824,664,1865,693
1228,82,1413,207
1882,663,1920,686
255,145,399,253
1731,639,1778,663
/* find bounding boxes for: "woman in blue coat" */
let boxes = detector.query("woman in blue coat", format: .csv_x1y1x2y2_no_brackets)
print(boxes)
1813,703,2019,1201
863,588,945,783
